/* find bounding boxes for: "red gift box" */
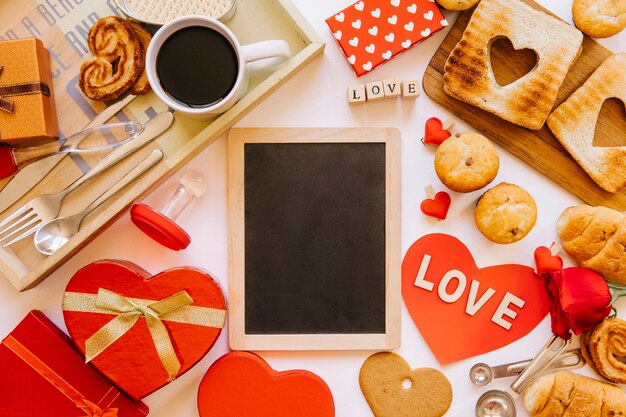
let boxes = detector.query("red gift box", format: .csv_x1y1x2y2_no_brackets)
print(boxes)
0,311,148,417
326,0,448,76
62,260,228,400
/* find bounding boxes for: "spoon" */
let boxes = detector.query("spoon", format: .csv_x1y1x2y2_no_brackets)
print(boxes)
475,335,569,417
33,149,163,255
470,348,585,386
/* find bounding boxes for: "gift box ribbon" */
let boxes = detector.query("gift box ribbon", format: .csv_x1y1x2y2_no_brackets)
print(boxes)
63,289,227,381
3,335,120,417
0,65,51,114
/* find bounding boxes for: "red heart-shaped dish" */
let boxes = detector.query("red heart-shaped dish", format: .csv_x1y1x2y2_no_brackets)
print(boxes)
198,351,335,417
423,117,452,146
402,234,549,364
420,191,451,220
62,260,227,399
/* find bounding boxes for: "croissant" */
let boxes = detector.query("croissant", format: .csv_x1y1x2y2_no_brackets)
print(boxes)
556,205,626,284
523,371,626,417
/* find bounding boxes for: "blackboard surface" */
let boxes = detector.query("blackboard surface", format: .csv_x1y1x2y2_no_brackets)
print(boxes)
244,143,386,334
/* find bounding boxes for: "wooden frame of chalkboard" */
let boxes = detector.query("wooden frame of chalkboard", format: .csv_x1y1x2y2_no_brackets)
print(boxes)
228,128,401,350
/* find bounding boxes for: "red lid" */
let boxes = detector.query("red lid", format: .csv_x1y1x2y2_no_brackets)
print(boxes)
130,203,191,251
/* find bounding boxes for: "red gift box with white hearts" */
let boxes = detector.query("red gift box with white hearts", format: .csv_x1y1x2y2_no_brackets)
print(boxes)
62,260,227,400
0,310,149,417
326,0,448,76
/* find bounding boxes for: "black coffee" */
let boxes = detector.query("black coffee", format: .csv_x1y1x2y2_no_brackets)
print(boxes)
156,26,239,107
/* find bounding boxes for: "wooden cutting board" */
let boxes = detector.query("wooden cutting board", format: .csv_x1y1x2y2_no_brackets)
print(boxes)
423,0,626,211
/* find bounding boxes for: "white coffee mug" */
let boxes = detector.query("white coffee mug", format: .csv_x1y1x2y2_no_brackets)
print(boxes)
146,16,290,118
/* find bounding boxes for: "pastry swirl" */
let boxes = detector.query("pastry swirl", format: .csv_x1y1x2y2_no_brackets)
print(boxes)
588,317,626,383
79,16,142,101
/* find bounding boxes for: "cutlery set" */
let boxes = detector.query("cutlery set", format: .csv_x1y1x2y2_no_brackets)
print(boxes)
0,109,174,256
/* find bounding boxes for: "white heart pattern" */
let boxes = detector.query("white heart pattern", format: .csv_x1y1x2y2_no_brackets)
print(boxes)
368,26,378,36
421,28,431,36
335,12,345,22
390,0,400,6
348,37,359,47
407,3,417,13
371,8,381,18
423,10,434,20
440,19,449,26
354,1,364,11
348,54,356,64
404,22,414,31
363,61,373,71
365,43,376,53
334,30,342,40
382,50,392,60
385,32,395,42
402,39,412,48
387,14,398,24
352,19,362,29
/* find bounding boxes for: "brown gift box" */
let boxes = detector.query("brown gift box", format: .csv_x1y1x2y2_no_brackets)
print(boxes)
0,38,59,146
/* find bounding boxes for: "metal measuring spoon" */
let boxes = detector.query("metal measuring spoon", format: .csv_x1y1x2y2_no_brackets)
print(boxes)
475,335,570,417
470,348,585,386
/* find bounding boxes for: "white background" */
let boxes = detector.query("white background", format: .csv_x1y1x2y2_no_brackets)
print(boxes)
1,0,625,416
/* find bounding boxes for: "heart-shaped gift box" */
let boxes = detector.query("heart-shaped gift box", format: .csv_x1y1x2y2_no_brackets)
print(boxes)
62,260,227,400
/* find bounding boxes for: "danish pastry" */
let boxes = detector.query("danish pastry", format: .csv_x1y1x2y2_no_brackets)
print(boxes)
587,318,626,383
128,21,152,96
79,16,142,101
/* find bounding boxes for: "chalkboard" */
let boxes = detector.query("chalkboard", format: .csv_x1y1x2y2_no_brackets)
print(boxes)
228,128,401,350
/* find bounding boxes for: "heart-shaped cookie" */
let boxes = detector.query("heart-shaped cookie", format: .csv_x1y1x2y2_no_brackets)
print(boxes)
402,234,549,364
534,246,563,275
198,352,334,417
62,260,227,399
423,117,451,146
420,191,451,220
360,352,452,417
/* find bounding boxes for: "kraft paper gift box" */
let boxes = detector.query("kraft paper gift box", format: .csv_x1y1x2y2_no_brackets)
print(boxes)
326,0,448,76
0,310,149,417
0,38,59,146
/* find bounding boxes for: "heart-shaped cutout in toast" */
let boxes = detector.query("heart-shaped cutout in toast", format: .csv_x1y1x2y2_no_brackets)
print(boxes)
593,97,626,148
489,36,538,87
360,352,452,417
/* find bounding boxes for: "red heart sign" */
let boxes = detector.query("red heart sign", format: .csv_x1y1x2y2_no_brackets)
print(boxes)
423,117,451,146
420,191,451,220
534,246,563,275
62,260,227,399
402,234,549,364
198,352,335,417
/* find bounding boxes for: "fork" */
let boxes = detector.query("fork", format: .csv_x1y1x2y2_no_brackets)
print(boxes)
0,123,167,247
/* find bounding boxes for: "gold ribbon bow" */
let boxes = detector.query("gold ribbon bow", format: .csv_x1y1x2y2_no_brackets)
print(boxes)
0,65,51,113
85,289,194,381
80,399,119,417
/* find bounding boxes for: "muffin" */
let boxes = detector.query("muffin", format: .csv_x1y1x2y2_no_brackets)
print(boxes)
436,0,480,10
475,183,537,244
434,132,499,192
573,0,626,38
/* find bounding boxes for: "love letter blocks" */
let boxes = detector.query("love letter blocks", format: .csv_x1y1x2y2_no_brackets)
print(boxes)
62,260,227,400
0,38,59,146
0,311,149,417
327,0,448,76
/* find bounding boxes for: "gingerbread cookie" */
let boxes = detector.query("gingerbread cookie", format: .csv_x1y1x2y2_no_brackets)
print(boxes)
475,183,537,244
436,0,480,11
573,0,626,38
434,132,499,193
359,352,452,417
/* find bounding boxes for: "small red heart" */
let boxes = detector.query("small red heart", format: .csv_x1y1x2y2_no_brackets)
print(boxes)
198,352,335,417
534,246,563,275
402,234,549,364
423,117,452,146
420,191,451,220
63,260,227,399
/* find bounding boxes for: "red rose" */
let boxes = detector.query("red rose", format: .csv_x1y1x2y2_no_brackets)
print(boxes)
544,267,612,340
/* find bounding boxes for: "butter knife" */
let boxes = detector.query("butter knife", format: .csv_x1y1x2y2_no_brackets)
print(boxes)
0,95,137,214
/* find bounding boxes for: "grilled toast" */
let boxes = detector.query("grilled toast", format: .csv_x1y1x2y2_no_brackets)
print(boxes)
443,0,583,130
547,53,626,193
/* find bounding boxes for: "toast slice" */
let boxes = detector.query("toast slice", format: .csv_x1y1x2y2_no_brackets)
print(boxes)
547,53,626,193
443,0,583,130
